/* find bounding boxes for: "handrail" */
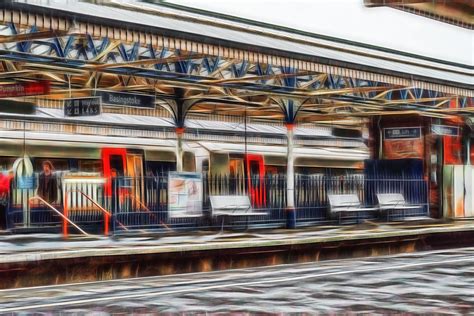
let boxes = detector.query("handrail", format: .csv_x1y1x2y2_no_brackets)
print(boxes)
64,189,129,235
29,196,89,236
115,189,173,232
123,191,150,212
66,189,112,216
120,191,172,232
134,196,150,212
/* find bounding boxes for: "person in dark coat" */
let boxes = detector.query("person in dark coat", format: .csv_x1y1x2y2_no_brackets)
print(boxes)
37,161,58,204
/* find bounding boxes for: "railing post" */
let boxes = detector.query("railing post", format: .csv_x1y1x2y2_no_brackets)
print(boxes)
111,187,116,235
104,207,109,236
63,193,68,237
104,177,111,235
425,179,430,217
111,177,117,233
5,196,10,230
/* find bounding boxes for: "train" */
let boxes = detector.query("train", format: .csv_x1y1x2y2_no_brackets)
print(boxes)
0,106,370,210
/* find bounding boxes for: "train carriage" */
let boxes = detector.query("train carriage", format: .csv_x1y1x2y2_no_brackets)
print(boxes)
0,104,372,230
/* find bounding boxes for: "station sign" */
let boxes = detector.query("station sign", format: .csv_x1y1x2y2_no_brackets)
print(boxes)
64,97,101,117
0,81,50,98
383,127,421,140
96,90,155,109
431,125,459,137
17,176,35,190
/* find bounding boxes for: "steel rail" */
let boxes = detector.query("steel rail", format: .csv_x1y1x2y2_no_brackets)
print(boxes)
1,255,474,312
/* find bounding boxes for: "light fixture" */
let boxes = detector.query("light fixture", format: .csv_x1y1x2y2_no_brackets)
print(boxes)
67,20,81,36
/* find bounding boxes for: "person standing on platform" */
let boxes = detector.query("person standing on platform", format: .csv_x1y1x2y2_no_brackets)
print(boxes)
37,161,58,204
0,170,13,229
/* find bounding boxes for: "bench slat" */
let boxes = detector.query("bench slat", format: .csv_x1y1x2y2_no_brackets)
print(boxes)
210,195,266,217
328,194,365,213
377,193,422,209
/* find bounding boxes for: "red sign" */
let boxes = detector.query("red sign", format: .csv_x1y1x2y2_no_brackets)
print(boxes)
0,81,50,98
443,135,463,165
471,143,474,165
383,127,424,159
383,138,424,159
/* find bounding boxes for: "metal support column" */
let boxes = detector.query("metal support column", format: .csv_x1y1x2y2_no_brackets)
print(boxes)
176,127,185,172
286,123,296,228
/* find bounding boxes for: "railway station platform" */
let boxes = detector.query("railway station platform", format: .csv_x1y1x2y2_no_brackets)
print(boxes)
1,218,474,289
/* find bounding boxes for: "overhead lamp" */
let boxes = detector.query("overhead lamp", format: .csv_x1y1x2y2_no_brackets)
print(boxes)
67,20,82,36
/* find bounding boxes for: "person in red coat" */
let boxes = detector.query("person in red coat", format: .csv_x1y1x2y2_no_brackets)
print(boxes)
0,170,13,229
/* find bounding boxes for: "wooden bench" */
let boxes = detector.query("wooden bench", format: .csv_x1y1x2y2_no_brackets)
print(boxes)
328,194,378,224
377,193,422,221
209,195,267,229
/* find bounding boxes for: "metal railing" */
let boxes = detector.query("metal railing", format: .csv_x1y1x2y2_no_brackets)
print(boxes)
6,173,429,234
28,196,88,236
64,189,128,236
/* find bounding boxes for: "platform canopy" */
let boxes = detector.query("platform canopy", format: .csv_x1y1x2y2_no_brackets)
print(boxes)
0,0,472,125
365,0,473,29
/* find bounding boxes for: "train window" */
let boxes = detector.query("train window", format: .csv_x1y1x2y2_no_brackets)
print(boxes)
183,152,196,172
34,158,68,172
78,159,103,173
202,159,209,173
109,155,125,175
265,166,283,175
249,161,260,176
0,157,15,171
146,161,176,176
229,158,244,177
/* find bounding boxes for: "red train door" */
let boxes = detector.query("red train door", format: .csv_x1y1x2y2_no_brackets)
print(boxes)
245,154,266,207
102,148,127,196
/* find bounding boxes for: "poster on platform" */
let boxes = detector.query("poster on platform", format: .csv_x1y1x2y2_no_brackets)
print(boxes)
168,172,203,218
383,127,424,159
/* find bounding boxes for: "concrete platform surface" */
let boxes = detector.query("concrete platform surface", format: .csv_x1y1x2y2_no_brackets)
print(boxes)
1,219,474,264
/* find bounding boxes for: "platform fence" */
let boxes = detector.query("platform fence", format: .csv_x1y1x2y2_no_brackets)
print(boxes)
5,173,429,234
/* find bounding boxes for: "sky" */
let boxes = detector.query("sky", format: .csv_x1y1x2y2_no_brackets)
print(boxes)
166,0,473,66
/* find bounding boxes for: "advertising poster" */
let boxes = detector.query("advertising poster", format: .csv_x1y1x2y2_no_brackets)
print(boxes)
168,172,203,218
383,127,424,159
